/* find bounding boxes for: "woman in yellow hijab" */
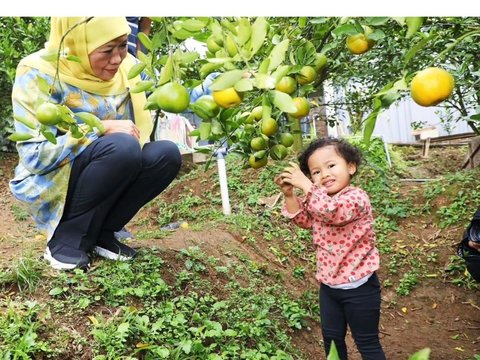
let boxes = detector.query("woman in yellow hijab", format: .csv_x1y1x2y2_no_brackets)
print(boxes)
10,17,182,270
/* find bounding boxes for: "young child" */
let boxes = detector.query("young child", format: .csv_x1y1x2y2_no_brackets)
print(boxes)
275,137,386,360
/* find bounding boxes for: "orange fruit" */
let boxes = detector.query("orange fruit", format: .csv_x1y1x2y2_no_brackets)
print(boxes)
296,66,317,85
250,136,267,151
280,132,294,147
192,95,220,120
151,82,190,113
270,144,288,160
36,103,61,126
212,88,243,108
346,34,370,54
249,154,268,169
290,97,310,119
347,26,375,55
275,76,297,94
313,53,328,72
261,118,279,137
410,67,455,107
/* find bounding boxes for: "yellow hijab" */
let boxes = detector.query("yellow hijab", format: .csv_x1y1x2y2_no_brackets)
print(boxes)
20,17,152,145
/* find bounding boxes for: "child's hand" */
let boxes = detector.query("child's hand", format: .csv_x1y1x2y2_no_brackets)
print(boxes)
275,174,294,197
279,162,313,195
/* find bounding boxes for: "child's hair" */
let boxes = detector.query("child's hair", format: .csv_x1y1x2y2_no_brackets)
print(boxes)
298,137,362,176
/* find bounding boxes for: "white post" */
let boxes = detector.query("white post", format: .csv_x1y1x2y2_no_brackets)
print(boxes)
216,148,231,215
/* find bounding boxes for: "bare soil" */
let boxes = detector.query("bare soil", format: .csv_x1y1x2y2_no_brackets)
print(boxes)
0,145,479,360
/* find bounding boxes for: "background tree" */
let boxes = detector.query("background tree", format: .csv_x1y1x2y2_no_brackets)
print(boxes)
0,17,49,151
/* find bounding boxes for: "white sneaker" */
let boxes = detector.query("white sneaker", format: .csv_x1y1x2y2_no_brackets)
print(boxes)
43,247,90,270
94,238,137,261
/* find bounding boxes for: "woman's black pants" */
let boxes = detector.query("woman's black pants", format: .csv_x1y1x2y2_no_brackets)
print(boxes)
49,133,181,252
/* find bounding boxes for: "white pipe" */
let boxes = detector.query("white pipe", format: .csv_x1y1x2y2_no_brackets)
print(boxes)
216,149,231,215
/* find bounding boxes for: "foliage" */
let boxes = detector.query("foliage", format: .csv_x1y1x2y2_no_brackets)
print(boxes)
0,17,49,151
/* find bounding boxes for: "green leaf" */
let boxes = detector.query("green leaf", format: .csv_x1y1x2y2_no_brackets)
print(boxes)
234,78,253,92
209,70,245,91
174,51,199,65
407,348,431,360
268,39,289,71
14,116,37,130
254,74,275,89
127,62,147,80
236,18,252,46
332,24,357,37
470,113,480,121
200,62,223,78
172,28,196,41
270,90,297,113
66,55,81,63
70,124,84,138
364,17,390,26
41,129,57,144
130,80,155,93
404,34,434,66
137,32,152,51
117,322,129,334
327,341,339,359
198,122,211,140
250,17,267,58
40,50,59,62
36,75,51,95
406,17,424,39
158,55,174,85
272,65,291,84
181,19,206,32
48,287,64,296
362,100,382,144
261,97,272,122
258,58,270,75
8,132,34,142
75,112,105,133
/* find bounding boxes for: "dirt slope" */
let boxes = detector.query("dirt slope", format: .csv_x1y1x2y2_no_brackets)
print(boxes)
0,145,479,359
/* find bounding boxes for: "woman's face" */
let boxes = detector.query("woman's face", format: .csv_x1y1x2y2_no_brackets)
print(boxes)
89,35,128,81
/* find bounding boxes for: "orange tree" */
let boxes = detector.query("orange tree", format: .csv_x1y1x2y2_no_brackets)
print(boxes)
138,16,480,164
131,17,325,169
301,17,480,140
5,17,480,164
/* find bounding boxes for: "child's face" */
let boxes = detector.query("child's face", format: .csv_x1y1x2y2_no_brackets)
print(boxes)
307,145,357,195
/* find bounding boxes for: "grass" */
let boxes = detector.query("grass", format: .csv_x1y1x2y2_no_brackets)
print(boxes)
0,144,478,359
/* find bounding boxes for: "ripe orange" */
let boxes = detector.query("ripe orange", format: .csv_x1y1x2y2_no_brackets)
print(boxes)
290,97,310,119
151,82,190,113
410,67,455,107
346,34,371,54
296,66,317,85
275,76,297,94
261,118,279,137
36,103,61,126
212,88,243,108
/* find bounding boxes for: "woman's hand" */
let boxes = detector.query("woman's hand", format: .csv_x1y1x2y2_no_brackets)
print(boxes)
278,162,313,195
102,120,140,140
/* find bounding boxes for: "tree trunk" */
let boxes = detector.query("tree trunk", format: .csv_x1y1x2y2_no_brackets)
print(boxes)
311,84,328,138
